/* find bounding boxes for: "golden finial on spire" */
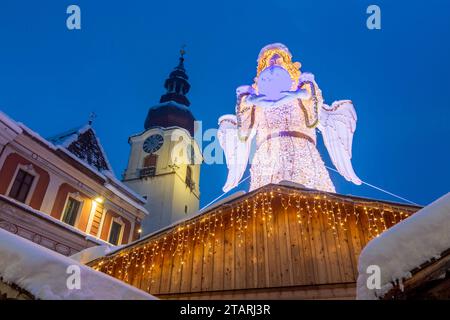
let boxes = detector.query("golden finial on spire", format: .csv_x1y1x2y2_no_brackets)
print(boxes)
180,44,187,58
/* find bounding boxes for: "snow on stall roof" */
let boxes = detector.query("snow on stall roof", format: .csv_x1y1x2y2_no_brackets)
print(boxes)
0,228,156,300
70,244,123,265
356,192,450,300
196,191,246,215
0,194,107,246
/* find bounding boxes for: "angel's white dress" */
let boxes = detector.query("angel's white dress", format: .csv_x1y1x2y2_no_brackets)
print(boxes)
237,97,336,193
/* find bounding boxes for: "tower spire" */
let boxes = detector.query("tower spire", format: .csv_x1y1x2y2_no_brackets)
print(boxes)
159,47,191,106
144,47,196,136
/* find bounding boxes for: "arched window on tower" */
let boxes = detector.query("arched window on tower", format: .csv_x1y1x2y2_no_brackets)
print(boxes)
143,154,158,168
185,165,194,191
140,154,158,178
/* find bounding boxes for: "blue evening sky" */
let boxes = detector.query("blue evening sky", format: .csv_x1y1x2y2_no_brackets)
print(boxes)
0,0,449,207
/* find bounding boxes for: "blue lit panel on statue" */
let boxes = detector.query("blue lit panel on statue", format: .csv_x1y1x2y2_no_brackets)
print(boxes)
257,66,293,101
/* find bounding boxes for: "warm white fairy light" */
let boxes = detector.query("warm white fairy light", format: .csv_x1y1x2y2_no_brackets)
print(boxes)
90,186,419,294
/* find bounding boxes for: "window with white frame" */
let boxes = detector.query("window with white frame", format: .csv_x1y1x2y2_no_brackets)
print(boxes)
62,195,82,227
8,164,39,204
108,217,124,245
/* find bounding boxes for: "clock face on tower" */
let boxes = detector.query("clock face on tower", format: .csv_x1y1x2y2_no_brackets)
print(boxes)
143,134,164,153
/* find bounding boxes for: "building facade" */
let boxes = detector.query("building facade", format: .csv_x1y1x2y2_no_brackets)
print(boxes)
0,111,148,255
123,52,201,235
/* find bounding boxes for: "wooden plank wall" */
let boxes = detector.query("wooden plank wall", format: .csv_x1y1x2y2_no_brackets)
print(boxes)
89,203,104,236
90,186,419,298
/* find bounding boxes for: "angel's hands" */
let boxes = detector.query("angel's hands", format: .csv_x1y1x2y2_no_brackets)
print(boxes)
281,88,311,100
246,93,266,104
236,85,255,97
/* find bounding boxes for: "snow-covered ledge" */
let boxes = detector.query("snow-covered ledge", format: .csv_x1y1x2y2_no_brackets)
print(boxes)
357,192,450,300
0,228,156,300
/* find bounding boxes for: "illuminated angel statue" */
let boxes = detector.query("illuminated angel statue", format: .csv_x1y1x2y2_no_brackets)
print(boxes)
218,43,361,193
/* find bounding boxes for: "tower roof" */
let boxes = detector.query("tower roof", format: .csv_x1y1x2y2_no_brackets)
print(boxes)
144,49,195,136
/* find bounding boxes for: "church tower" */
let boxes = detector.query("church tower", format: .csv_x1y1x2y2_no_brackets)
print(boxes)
123,50,201,235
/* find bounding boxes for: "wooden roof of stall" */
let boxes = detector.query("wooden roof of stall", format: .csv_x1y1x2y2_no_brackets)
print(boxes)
89,184,421,300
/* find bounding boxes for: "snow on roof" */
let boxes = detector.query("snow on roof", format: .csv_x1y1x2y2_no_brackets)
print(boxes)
0,110,23,134
18,122,59,151
0,228,156,300
70,244,123,265
356,192,450,300
47,125,87,147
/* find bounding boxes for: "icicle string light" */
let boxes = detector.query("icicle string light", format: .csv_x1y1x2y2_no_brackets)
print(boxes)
90,186,419,290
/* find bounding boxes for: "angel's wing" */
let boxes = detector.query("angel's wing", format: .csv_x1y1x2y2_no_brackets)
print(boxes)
218,114,252,192
318,100,362,185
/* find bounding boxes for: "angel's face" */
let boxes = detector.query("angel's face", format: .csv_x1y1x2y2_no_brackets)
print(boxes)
257,65,293,100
